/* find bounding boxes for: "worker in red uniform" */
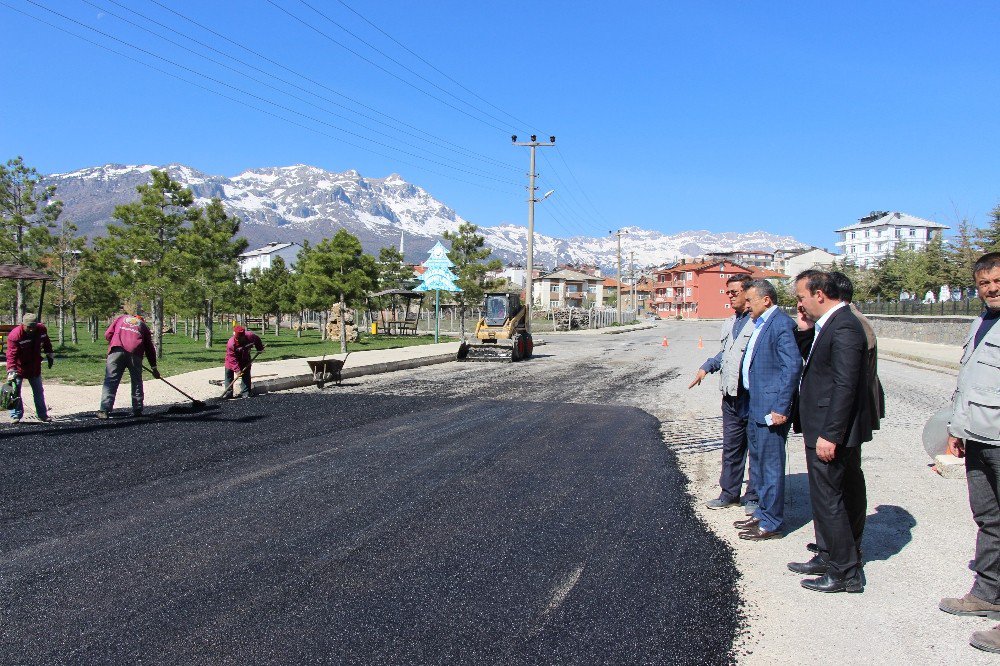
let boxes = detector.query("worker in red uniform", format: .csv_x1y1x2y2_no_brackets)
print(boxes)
223,325,265,399
97,306,159,419
5,313,54,423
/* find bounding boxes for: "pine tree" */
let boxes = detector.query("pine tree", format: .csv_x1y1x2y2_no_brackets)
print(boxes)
442,222,501,336
300,230,377,352
104,169,200,356
947,218,979,290
249,256,291,336
75,243,123,342
978,204,1000,254
0,157,59,318
48,210,87,346
377,246,412,290
175,198,248,348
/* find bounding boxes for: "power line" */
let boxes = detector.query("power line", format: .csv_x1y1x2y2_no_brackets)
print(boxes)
262,0,511,133
3,1,520,194
332,0,536,132
295,0,520,132
83,0,521,179
144,0,522,172
22,0,521,186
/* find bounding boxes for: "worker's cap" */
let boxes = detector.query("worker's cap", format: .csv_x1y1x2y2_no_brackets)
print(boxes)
233,325,246,335
22,314,37,326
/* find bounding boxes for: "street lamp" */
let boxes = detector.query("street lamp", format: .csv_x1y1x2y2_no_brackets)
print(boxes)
513,135,556,333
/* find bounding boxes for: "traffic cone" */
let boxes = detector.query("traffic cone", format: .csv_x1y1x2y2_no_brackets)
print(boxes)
662,337,669,347
698,336,704,349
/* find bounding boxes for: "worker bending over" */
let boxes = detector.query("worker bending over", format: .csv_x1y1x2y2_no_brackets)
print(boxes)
223,325,264,399
98,306,159,419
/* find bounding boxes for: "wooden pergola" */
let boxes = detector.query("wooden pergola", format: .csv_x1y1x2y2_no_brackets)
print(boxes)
0,264,54,319
365,289,424,335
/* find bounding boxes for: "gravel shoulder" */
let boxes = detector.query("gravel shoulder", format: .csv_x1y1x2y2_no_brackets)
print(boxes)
653,320,990,665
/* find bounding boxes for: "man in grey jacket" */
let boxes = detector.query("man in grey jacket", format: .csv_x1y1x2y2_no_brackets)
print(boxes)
939,252,1000,654
689,274,757,512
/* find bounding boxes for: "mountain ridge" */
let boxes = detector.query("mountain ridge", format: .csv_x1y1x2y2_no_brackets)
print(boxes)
43,163,809,270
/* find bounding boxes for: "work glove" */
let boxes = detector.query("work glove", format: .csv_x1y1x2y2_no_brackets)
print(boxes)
46,355,54,369
6,371,16,382
151,367,161,379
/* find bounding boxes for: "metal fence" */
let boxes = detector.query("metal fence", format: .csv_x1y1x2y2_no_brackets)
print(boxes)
854,298,984,316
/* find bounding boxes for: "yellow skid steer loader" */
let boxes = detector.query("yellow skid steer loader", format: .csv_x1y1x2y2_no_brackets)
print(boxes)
457,292,533,362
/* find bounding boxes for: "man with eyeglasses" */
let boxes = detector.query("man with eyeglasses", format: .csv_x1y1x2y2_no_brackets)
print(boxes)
690,274,759,513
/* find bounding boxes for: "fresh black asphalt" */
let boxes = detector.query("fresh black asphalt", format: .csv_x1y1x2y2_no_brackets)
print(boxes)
0,389,741,664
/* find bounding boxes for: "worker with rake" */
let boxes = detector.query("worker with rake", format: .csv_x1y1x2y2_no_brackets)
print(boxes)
97,305,159,419
223,325,265,399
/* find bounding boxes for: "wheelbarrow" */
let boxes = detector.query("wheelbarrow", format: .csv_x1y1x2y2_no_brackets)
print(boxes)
307,354,348,388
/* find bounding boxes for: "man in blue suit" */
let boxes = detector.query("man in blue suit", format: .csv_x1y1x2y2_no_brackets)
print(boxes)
733,280,803,541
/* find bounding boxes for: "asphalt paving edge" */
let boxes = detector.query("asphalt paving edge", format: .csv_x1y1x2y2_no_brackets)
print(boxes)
256,351,459,393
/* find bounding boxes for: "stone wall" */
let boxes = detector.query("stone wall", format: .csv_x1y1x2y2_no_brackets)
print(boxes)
865,315,974,345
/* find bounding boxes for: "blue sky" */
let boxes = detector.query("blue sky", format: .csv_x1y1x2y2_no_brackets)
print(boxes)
2,0,999,250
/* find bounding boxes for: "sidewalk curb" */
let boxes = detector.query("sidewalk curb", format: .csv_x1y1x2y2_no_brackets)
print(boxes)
256,351,458,393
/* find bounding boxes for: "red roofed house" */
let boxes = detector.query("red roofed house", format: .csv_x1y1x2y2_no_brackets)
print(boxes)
652,260,753,319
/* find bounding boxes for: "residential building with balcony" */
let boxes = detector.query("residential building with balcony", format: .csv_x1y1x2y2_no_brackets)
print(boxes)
836,211,948,268
705,250,774,269
652,260,752,319
532,269,605,309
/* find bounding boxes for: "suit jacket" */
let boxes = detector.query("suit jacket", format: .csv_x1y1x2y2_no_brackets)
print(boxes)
743,308,802,426
949,313,1000,444
851,304,886,424
794,305,873,448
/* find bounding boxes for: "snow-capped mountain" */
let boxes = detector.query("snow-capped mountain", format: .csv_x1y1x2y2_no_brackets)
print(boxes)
44,163,806,269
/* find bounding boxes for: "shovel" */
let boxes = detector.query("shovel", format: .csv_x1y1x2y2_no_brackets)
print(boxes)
142,364,211,411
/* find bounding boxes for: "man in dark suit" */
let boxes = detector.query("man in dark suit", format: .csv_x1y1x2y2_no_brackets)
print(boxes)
732,280,802,541
790,270,875,593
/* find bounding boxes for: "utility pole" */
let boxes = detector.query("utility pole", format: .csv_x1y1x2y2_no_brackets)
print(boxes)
513,134,555,334
630,250,637,320
611,229,628,323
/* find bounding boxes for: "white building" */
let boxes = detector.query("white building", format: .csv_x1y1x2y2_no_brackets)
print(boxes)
238,242,302,275
836,211,948,268
783,247,839,278
532,269,606,309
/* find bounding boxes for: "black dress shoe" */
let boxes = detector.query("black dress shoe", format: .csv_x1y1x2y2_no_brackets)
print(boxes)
801,572,863,593
739,524,783,541
733,517,759,530
788,555,829,575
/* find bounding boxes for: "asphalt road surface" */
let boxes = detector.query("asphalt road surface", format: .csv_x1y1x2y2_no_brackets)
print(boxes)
0,328,740,664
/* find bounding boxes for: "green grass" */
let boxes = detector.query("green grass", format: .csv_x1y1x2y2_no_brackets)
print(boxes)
46,328,439,386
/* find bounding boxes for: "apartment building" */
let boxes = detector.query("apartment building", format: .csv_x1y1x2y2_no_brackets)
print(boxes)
836,211,948,268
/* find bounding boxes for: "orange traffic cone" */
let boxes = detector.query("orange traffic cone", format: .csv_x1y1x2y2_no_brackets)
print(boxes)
662,337,669,347
698,336,704,349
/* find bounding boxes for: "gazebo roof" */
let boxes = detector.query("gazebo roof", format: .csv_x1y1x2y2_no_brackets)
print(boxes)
370,289,423,298
0,264,53,280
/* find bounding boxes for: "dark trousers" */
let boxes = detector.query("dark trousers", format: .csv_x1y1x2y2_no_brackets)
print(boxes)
223,366,251,398
719,394,757,504
747,419,789,532
805,444,866,579
967,440,1000,603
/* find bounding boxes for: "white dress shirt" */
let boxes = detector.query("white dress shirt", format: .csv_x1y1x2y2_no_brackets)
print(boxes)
740,304,777,391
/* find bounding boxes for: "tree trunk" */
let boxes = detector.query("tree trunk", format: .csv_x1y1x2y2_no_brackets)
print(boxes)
205,299,214,349
338,294,348,353
58,302,65,347
90,315,98,343
71,303,78,344
296,311,302,338
459,305,466,338
153,296,165,358
16,278,25,322
275,311,280,337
